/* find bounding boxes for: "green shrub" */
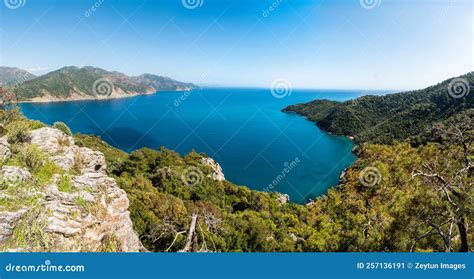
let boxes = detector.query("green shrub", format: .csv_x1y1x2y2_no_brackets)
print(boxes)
0,107,23,125
57,175,73,193
18,145,44,172
6,121,31,144
34,160,61,185
53,122,72,136
27,120,46,130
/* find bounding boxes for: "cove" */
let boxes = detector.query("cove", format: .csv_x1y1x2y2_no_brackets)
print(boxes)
20,88,358,204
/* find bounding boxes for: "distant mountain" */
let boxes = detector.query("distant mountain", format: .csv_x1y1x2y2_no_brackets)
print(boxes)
284,72,474,144
8,66,197,102
0,66,36,86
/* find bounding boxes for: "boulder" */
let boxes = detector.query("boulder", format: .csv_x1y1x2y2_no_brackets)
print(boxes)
200,157,225,181
0,137,11,163
0,166,32,188
0,209,29,241
30,127,74,154
276,193,289,205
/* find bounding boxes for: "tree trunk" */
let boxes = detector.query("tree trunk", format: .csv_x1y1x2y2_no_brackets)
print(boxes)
180,214,198,252
457,217,469,252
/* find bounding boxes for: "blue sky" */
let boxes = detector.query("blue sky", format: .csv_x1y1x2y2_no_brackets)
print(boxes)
0,0,472,90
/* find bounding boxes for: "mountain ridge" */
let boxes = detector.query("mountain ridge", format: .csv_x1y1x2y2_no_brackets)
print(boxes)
0,66,197,102
0,67,36,87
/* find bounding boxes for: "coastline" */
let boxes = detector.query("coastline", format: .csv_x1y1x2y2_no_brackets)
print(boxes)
17,88,194,104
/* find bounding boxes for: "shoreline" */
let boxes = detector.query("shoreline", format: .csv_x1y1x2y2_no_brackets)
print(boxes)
17,88,194,104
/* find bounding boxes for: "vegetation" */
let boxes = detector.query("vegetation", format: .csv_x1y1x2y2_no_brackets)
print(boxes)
53,121,72,136
0,72,472,252
0,67,35,86
76,107,472,252
284,72,473,145
1,66,197,101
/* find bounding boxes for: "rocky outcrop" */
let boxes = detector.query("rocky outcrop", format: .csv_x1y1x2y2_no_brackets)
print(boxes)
200,157,225,182
276,193,289,205
0,209,29,242
0,127,143,252
0,137,11,163
0,166,32,188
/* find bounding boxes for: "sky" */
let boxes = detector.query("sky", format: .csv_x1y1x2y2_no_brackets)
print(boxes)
0,0,472,90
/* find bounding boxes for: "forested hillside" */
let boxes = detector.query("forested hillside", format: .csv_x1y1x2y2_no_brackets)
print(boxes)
75,109,473,252
284,72,473,144
3,66,197,101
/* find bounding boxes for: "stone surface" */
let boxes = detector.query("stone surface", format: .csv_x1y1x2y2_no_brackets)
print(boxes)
29,127,108,175
0,137,11,163
0,209,29,241
0,166,32,188
200,157,225,182
276,193,289,205
0,127,144,252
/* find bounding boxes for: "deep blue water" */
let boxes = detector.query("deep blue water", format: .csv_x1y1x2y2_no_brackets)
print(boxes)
21,88,361,203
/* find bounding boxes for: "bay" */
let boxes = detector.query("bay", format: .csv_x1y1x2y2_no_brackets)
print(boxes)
21,88,359,204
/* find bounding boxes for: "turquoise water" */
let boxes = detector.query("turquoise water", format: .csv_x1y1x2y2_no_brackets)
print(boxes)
21,88,359,204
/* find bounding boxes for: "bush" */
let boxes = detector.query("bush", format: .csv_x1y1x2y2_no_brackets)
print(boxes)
53,122,72,136
0,107,23,125
18,145,44,173
28,120,46,130
6,121,31,144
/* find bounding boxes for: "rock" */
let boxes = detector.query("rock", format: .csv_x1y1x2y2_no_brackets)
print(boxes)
276,193,289,205
37,171,143,251
289,233,305,243
0,137,11,163
0,127,143,252
30,127,74,154
76,147,106,174
0,209,29,241
0,166,32,188
200,157,225,181
30,128,107,174
72,172,115,190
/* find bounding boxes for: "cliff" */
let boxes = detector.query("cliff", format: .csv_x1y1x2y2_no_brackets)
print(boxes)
0,126,143,252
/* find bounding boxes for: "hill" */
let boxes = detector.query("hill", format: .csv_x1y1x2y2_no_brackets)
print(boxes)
284,72,474,144
7,66,197,102
0,67,35,86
